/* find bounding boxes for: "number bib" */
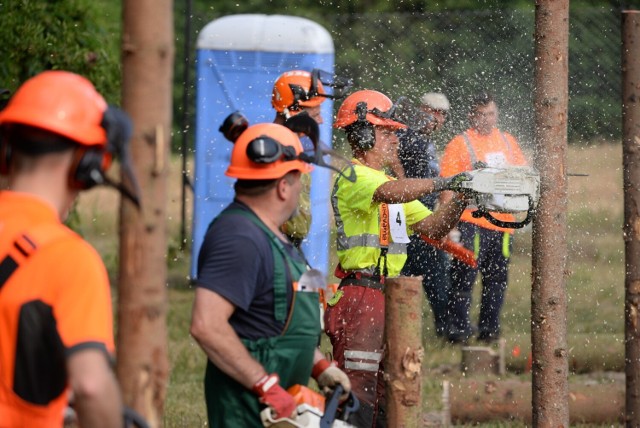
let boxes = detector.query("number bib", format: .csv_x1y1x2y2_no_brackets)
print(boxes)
388,204,410,244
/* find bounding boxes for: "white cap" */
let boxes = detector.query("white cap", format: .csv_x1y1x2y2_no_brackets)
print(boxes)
420,92,450,111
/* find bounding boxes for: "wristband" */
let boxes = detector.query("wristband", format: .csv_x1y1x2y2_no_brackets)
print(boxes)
252,373,279,396
311,359,334,379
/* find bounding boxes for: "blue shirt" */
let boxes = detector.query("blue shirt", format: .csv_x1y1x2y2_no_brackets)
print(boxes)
398,129,440,210
196,201,303,340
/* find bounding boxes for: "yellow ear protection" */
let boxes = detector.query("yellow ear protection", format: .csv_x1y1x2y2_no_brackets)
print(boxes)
346,101,376,151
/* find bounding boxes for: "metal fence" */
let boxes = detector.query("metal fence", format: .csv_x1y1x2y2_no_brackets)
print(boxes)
319,7,621,148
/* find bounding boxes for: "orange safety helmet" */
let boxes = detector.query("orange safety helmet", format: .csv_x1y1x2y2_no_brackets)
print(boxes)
226,123,313,180
271,70,326,116
334,90,406,130
0,70,108,147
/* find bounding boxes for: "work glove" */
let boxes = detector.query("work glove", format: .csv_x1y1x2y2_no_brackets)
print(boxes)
252,373,297,420
432,172,473,193
312,359,352,401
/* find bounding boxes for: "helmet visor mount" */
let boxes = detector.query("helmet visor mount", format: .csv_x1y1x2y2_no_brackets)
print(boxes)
356,101,406,126
289,69,353,108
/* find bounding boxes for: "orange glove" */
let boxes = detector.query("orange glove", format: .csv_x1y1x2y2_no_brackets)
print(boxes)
252,373,297,420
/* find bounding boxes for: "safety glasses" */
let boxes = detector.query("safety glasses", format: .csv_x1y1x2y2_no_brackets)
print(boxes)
245,135,298,164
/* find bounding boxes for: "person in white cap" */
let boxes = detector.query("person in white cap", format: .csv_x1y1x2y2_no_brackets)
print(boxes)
396,92,452,338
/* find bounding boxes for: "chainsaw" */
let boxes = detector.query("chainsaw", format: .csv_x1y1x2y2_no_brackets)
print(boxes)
261,384,359,428
458,166,541,229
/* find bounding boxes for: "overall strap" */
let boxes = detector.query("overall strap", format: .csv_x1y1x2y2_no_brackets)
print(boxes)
462,132,478,166
498,131,515,163
0,224,72,291
220,208,299,323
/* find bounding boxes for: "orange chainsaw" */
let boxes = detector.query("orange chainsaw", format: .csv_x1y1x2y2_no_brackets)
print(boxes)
261,384,359,428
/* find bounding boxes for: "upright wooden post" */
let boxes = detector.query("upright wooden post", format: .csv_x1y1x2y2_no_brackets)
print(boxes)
622,10,640,426
532,1,570,427
384,276,423,427
117,0,174,426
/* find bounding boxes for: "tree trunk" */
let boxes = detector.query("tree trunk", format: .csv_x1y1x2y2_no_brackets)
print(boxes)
384,276,423,428
532,1,570,427
622,10,640,427
116,0,173,426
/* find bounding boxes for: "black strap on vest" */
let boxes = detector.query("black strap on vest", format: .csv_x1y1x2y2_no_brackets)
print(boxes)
0,225,69,292
0,235,38,291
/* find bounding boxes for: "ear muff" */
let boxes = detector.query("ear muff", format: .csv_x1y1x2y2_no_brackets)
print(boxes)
346,102,375,151
69,147,108,190
68,105,127,189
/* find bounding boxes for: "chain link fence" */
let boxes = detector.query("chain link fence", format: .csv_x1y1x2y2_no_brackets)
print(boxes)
320,7,621,148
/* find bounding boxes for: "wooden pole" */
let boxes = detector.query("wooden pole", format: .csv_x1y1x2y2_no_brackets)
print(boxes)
532,1,570,426
445,379,624,425
622,10,640,426
384,276,423,427
117,0,173,425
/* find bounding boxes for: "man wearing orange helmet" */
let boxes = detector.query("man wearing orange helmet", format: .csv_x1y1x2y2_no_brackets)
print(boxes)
0,71,133,427
190,122,351,427
325,89,471,428
271,69,349,247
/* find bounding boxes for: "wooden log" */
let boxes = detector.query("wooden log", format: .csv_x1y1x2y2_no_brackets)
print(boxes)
384,276,423,428
460,346,499,376
444,379,624,425
503,333,624,373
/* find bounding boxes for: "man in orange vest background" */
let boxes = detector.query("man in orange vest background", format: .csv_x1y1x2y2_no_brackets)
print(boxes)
439,92,528,345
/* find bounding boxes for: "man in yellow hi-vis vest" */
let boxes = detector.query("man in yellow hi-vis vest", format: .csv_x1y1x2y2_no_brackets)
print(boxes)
325,89,471,428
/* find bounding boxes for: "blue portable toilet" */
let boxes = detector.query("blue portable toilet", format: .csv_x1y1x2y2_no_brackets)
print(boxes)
191,14,335,279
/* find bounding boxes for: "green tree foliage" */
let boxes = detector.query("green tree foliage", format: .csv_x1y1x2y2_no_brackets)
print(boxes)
174,1,626,149
0,0,121,103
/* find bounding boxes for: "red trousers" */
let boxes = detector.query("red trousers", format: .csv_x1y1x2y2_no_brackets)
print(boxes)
324,283,387,428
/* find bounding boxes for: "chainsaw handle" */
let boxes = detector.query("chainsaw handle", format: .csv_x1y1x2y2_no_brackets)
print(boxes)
319,385,360,428
471,195,536,229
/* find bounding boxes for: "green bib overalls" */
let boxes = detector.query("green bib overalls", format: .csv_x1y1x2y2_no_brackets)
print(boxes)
203,209,321,427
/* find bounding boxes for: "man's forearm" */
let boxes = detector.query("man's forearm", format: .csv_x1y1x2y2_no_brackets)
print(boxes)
413,194,467,240
193,323,266,389
74,370,122,428
373,178,437,204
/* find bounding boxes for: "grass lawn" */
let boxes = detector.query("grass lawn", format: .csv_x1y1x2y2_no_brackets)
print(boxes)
77,143,625,427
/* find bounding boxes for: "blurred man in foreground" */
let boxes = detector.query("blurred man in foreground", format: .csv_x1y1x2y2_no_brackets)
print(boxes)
0,71,134,427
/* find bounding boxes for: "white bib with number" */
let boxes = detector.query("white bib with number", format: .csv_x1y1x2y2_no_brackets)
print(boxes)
388,204,410,243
